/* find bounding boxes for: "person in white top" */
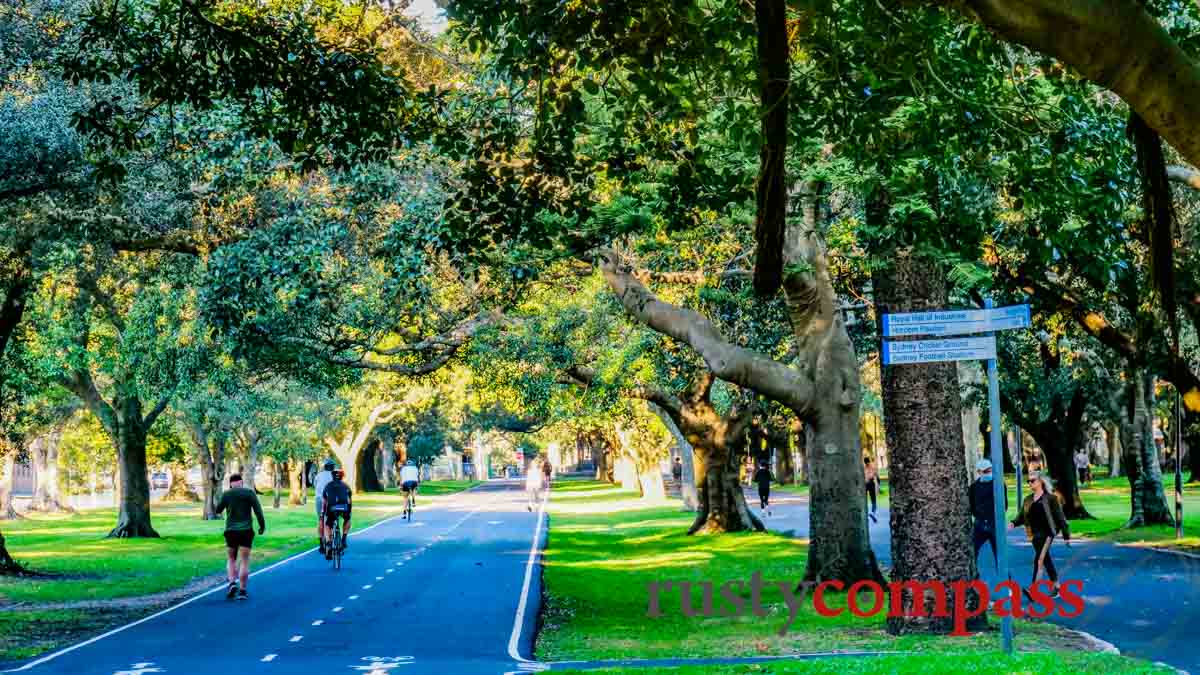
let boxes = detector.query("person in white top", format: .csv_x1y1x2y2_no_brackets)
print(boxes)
526,463,545,512
313,459,336,555
400,460,420,500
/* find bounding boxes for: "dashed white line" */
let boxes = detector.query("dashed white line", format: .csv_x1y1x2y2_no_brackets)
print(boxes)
362,585,373,590
376,576,384,581
261,654,277,663
333,606,344,613
387,569,394,573
312,620,324,626
349,595,360,600
289,635,303,643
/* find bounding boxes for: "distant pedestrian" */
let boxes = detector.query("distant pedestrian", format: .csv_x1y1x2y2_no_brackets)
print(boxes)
672,457,683,487
1074,449,1090,487
1011,471,1070,597
969,459,1006,567
541,458,553,488
864,457,878,522
753,462,772,514
216,473,265,601
526,464,545,512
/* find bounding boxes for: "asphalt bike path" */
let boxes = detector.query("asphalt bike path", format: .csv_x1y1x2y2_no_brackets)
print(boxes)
4,481,547,675
755,488,1200,674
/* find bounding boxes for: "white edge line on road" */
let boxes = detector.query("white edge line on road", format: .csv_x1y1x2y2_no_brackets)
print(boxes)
507,489,549,663
261,654,277,663
0,486,489,674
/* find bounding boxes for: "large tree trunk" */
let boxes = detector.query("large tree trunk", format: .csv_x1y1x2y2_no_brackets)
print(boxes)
795,420,809,484
786,185,880,585
238,429,262,493
1122,372,1174,526
357,439,385,493
190,426,226,521
0,454,21,520
773,424,795,485
673,376,763,535
108,397,158,538
326,402,400,493
874,249,982,634
287,459,304,506
1027,388,1093,519
378,430,396,489
28,429,71,513
1184,411,1200,483
1106,422,1123,478
164,462,199,502
272,461,282,508
0,529,22,574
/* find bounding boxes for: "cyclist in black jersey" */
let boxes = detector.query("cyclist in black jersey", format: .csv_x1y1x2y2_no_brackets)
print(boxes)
321,469,353,560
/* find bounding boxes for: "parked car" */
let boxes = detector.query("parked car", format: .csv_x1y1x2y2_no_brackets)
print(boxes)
150,471,169,489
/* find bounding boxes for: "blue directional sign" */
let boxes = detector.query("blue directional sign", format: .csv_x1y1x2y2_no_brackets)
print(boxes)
881,304,1030,338
881,336,997,366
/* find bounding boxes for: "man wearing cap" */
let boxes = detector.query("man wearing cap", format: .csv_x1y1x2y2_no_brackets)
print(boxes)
968,458,1006,567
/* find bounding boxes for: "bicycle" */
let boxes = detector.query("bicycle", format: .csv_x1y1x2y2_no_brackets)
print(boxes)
329,517,344,570
403,488,415,521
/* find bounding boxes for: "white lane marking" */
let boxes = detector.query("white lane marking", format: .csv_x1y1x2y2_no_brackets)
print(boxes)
0,493,449,674
488,520,503,525
362,585,373,590
289,635,302,643
312,620,324,626
261,654,277,663
386,569,394,573
112,663,163,675
376,576,383,581
508,489,549,663
333,606,344,613
349,656,415,671
349,595,360,600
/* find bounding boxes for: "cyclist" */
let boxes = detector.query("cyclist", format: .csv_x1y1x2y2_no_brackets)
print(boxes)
400,459,420,508
322,468,353,559
314,459,336,555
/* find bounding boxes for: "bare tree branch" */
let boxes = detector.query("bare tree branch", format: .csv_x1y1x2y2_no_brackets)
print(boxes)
595,248,815,414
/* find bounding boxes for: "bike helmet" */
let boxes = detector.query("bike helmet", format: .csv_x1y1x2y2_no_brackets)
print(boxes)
324,459,336,471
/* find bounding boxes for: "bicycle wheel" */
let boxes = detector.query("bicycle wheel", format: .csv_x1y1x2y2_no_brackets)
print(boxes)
333,524,342,570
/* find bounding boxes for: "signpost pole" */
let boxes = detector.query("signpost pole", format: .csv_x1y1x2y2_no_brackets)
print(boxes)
983,299,1013,654
1014,426,1023,533
1176,388,1184,540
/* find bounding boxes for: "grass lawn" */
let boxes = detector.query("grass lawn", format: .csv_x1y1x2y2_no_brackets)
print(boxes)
540,479,1166,673
1069,476,1200,552
0,480,478,663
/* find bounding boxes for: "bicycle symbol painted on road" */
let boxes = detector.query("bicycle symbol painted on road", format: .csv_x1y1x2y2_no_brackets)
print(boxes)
348,656,415,673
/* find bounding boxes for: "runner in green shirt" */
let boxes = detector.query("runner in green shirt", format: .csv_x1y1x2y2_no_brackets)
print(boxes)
215,473,266,600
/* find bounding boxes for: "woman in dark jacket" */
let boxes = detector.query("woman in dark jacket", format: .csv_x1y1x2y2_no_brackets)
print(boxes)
1011,471,1070,595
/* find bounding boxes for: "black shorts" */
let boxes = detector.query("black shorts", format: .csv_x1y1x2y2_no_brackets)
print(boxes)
224,530,254,550
324,506,351,527
402,481,418,492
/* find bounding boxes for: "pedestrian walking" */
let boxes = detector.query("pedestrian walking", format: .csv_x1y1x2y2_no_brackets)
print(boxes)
526,464,544,512
864,457,878,522
541,458,553,489
753,462,772,515
215,473,265,600
672,456,683,488
1074,448,1090,488
969,459,1006,567
1011,471,1070,597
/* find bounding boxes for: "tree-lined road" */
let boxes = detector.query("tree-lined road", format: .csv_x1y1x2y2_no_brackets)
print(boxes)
4,482,546,675
760,489,1200,674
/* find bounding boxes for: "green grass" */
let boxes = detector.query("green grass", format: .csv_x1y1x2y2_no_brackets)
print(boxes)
1068,476,1200,552
538,478,1164,672
555,651,1165,674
